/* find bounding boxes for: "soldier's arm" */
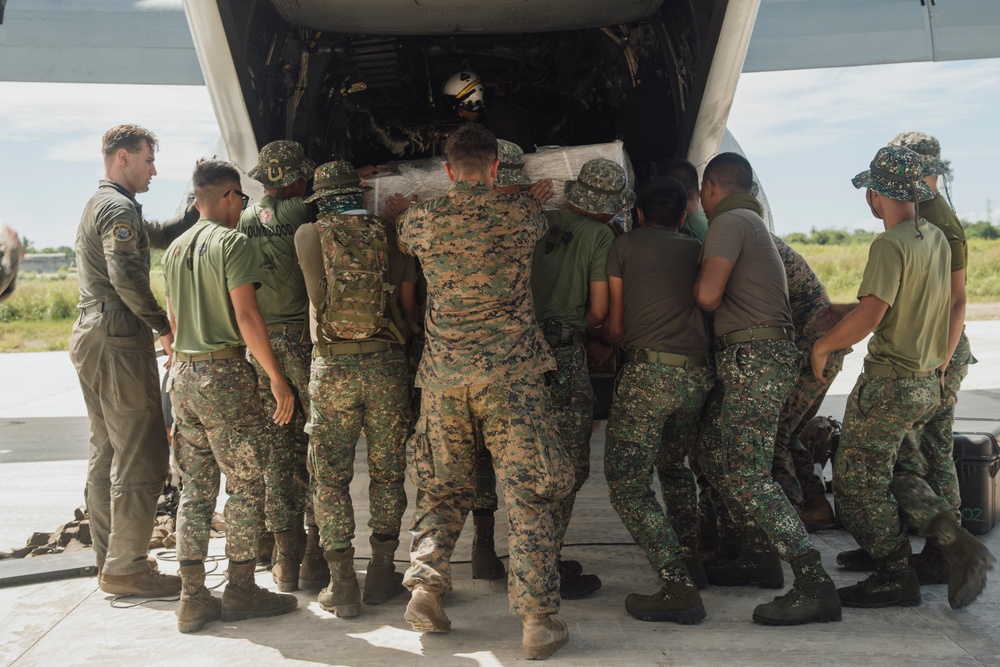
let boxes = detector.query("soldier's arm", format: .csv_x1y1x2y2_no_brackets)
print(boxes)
602,276,625,344
942,269,967,372
694,257,734,312
231,283,294,425
145,201,200,249
586,282,609,329
811,295,888,380
102,212,171,334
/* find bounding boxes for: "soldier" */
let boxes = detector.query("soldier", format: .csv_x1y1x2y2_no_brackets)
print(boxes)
602,177,713,623
165,159,298,633
531,157,630,598
693,152,840,626
657,158,708,243
0,225,23,304
293,160,416,617
397,123,574,660
70,124,199,597
238,140,324,592
837,133,977,583
814,146,994,610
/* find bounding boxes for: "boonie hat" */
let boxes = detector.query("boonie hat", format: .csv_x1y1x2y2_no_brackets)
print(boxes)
564,158,635,215
249,140,316,188
305,161,371,203
495,140,532,188
852,146,934,203
888,131,951,177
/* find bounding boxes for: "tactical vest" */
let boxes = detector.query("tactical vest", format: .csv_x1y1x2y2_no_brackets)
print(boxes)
315,213,405,344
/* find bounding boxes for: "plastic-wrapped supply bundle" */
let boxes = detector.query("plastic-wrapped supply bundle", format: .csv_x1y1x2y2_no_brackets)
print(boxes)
363,141,634,227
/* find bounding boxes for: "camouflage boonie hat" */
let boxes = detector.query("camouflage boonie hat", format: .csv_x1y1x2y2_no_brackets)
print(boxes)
304,160,371,203
852,146,935,202
888,131,951,177
249,140,316,188
564,158,635,215
495,140,531,188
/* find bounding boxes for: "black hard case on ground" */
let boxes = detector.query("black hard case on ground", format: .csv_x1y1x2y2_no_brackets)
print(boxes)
952,419,1000,536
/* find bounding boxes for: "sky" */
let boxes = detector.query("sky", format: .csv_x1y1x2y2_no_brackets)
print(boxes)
2,58,999,248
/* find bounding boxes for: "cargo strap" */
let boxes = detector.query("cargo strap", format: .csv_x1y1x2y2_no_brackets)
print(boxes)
625,349,710,368
863,361,937,379
80,300,129,315
314,340,402,357
717,326,794,349
175,346,246,363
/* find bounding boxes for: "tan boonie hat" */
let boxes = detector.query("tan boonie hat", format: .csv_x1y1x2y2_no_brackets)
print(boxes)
495,139,532,188
888,131,951,177
305,161,371,203
249,140,316,188
564,158,635,215
852,146,934,202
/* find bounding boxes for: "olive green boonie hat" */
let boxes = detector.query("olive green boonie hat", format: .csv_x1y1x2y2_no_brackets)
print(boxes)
888,131,951,177
249,140,316,188
304,160,371,203
564,158,635,215
852,146,934,202
495,139,532,188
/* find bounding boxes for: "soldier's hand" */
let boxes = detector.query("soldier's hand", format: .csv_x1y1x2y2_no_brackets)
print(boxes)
271,379,295,425
357,165,379,178
528,179,554,205
810,345,829,383
159,333,174,370
386,193,417,220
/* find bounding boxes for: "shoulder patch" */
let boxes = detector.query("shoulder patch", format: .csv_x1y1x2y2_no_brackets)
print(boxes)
258,207,274,225
112,223,134,242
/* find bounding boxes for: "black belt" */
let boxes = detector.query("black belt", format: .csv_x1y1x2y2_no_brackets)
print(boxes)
80,300,130,315
625,349,709,368
717,326,794,349
863,361,937,379
175,347,246,363
314,340,401,356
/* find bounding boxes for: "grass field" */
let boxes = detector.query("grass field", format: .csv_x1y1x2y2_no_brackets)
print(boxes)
1,240,998,352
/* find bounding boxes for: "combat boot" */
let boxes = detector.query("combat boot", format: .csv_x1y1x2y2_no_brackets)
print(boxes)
298,524,330,590
100,563,181,597
837,542,921,608
624,561,705,624
177,562,221,633
558,558,602,599
271,530,299,592
521,613,568,660
929,512,996,609
404,585,451,633
706,550,784,589
797,495,836,533
753,549,841,625
836,547,876,571
318,547,361,617
257,528,274,568
364,535,406,604
910,538,948,585
684,557,708,590
471,515,506,580
221,560,298,621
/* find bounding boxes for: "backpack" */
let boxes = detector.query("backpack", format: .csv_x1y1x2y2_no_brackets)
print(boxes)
315,213,405,344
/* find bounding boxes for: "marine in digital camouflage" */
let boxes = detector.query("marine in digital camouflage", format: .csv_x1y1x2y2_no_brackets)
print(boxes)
249,140,316,188
405,378,574,614
309,350,411,550
171,359,269,562
834,375,946,556
563,158,635,215
605,362,714,571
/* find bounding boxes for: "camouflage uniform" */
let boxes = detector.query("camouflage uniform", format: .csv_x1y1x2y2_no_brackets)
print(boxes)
71,178,198,576
398,181,574,615
0,225,22,304
241,140,316,533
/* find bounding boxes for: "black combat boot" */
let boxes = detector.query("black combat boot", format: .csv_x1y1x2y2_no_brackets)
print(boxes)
836,547,876,571
910,537,948,585
753,549,841,625
471,515,506,580
837,542,921,608
558,558,602,599
318,547,361,617
706,550,784,589
684,556,708,590
364,535,406,604
624,560,706,624
929,512,996,609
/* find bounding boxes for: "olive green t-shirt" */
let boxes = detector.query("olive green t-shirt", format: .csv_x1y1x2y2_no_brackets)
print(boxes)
680,210,708,244
918,193,968,273
606,226,709,355
237,195,313,325
859,219,950,372
532,208,615,331
163,220,262,355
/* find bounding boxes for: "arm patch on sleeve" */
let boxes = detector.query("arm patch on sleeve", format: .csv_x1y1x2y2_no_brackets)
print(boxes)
112,223,135,242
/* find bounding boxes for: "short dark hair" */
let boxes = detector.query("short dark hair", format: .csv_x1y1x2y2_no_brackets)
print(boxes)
703,152,753,193
636,177,688,229
192,160,241,197
656,158,699,195
445,123,498,175
102,124,158,158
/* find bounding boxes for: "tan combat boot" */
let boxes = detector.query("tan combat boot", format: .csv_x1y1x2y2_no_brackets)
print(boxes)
177,562,221,633
100,563,181,597
221,560,298,621
271,530,299,592
318,547,361,617
298,524,330,590
363,535,406,604
521,612,568,660
404,585,451,633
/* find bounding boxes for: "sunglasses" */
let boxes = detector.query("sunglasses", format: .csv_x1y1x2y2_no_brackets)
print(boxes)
225,189,251,210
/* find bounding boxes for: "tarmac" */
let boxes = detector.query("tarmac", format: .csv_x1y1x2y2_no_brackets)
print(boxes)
2,322,1000,666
